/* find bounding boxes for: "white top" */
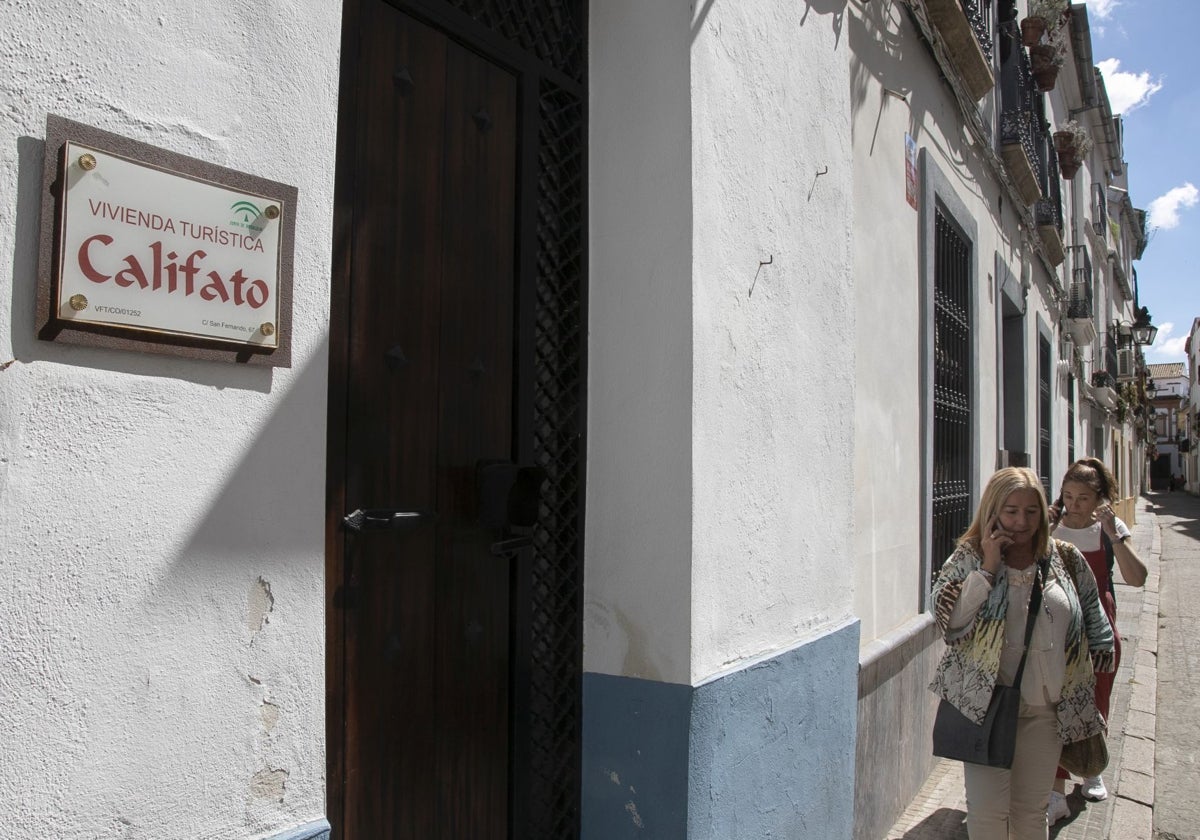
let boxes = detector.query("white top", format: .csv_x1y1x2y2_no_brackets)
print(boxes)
948,565,1073,706
1054,516,1130,553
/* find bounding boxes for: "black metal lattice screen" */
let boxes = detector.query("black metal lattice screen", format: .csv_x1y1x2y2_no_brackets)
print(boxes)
932,209,972,582
1038,335,1052,498
528,81,584,840
1068,374,1076,465
446,0,584,82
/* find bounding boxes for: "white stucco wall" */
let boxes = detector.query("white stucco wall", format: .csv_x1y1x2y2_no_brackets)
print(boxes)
0,3,340,838
689,0,855,683
586,1,856,686
586,0,694,684
849,2,1073,643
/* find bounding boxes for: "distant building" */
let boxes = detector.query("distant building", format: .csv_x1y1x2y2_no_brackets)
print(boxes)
1146,362,1189,489
1183,319,1200,491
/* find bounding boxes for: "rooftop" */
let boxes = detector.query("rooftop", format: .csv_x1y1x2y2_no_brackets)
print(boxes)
1147,362,1186,379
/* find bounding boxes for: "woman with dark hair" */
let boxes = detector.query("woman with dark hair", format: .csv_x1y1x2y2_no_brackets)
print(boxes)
931,467,1114,839
1045,458,1147,820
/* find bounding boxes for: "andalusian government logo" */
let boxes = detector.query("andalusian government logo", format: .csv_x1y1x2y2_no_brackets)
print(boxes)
230,200,265,231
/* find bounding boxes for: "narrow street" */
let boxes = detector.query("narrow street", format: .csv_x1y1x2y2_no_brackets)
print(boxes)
888,491,1200,840
1148,492,1200,840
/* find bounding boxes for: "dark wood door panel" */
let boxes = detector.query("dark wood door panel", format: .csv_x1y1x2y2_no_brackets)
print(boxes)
434,37,517,838
341,2,519,838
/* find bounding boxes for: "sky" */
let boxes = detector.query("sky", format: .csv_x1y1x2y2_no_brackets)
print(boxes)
1090,0,1198,367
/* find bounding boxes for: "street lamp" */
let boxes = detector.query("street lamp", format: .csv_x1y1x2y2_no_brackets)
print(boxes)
1132,306,1159,346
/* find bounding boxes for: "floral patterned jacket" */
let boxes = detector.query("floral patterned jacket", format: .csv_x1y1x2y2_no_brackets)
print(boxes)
929,538,1115,744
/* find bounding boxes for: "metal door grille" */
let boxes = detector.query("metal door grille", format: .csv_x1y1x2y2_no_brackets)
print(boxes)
1068,374,1076,465
932,209,973,581
1038,335,1052,497
445,0,584,81
527,80,584,840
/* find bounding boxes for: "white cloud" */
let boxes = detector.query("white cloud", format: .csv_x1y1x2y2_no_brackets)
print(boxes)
1097,58,1163,114
1146,323,1188,363
1089,0,1120,19
1148,184,1199,231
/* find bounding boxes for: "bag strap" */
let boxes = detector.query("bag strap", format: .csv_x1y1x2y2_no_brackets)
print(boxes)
1099,530,1117,600
1010,558,1046,689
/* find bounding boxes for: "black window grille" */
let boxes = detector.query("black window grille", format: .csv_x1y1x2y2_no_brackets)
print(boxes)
1092,183,1108,235
1038,335,1052,498
1104,329,1120,379
1068,374,1076,464
1067,245,1093,319
932,209,973,581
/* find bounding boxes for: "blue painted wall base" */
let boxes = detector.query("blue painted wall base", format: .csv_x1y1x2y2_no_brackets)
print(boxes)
261,817,330,840
583,619,860,839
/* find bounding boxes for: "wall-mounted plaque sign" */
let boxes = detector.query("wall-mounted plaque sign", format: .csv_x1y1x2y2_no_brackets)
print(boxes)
38,115,297,366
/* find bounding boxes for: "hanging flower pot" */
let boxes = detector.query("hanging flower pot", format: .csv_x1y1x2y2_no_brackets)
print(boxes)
1028,44,1062,91
1052,122,1093,179
1058,152,1081,180
1021,16,1048,47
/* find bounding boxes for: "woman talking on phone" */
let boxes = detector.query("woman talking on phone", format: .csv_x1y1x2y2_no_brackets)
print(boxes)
930,467,1114,839
1044,458,1147,822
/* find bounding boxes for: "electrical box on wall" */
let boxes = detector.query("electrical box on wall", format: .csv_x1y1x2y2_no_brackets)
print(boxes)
36,115,298,367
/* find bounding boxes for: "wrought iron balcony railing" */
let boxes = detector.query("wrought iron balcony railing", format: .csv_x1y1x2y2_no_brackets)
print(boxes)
999,22,1037,166
963,0,995,65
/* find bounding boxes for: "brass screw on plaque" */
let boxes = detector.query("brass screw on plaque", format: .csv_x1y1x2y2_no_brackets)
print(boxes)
260,322,276,337
264,205,280,220
68,294,88,311
78,154,97,171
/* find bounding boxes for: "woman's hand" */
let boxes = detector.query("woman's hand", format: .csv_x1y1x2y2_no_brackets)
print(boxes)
1095,503,1119,537
980,516,1009,573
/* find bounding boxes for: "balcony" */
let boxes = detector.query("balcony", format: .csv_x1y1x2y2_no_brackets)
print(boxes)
1064,249,1095,345
998,25,1043,206
925,0,995,100
1092,369,1118,408
1036,197,1065,266
1032,98,1065,266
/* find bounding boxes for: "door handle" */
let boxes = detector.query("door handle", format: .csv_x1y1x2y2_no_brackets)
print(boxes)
343,508,434,533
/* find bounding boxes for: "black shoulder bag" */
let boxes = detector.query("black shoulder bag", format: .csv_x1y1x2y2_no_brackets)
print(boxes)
931,560,1045,769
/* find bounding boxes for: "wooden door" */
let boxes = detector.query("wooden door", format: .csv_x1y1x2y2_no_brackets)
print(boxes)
337,4,518,837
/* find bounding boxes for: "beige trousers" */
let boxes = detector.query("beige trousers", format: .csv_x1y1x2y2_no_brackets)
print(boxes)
962,701,1063,840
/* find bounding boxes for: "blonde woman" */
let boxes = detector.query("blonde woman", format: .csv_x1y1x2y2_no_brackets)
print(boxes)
931,467,1114,839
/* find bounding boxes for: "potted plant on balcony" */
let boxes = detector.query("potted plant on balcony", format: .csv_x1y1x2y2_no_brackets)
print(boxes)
1028,26,1068,91
1091,370,1115,389
1053,120,1094,179
1022,0,1070,46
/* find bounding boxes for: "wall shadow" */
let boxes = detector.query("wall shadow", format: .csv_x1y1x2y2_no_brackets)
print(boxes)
848,0,1000,226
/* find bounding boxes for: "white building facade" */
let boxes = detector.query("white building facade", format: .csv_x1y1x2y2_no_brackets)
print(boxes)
2,2,859,839
849,2,1153,836
1,2,1159,839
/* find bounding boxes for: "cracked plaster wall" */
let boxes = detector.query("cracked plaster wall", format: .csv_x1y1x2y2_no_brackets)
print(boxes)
587,0,856,688
0,1,339,838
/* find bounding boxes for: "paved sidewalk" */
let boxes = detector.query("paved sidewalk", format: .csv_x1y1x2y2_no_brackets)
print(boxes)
885,496,1160,839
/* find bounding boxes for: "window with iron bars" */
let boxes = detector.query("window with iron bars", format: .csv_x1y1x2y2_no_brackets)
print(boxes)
1039,334,1052,499
931,209,973,584
1067,244,1093,319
